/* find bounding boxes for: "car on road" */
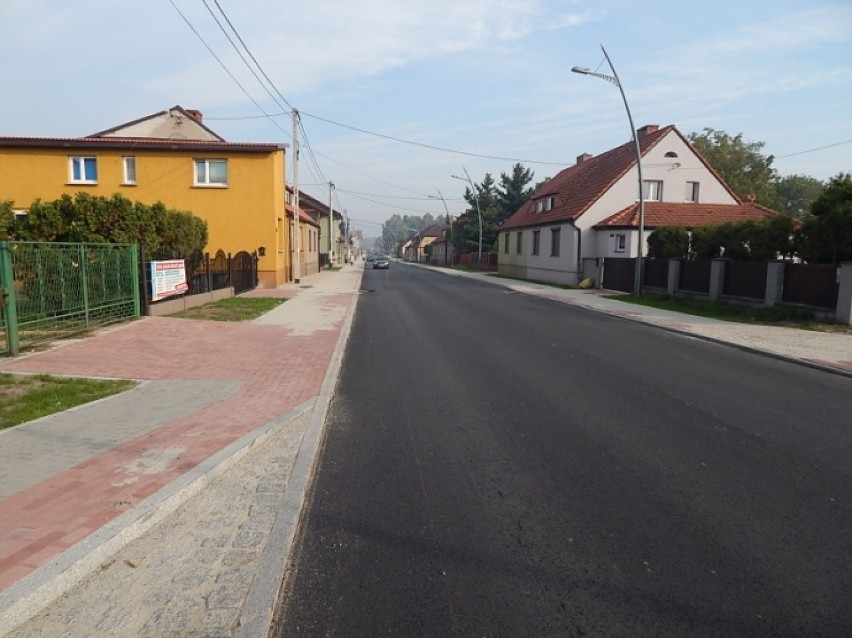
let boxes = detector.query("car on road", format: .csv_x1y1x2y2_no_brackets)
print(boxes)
373,254,390,269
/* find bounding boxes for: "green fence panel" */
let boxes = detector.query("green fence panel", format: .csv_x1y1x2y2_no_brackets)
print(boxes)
4,241,140,354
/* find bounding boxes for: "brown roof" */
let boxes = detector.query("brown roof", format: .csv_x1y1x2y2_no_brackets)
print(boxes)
285,202,320,227
594,201,778,230
0,136,285,153
499,124,740,231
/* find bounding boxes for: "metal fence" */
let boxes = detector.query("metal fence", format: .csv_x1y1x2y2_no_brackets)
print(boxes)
782,263,839,309
679,260,711,294
139,248,258,314
643,259,668,289
1,241,140,355
723,261,767,300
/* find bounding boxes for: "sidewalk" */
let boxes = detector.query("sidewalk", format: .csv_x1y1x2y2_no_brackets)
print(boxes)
0,265,363,637
1,260,850,637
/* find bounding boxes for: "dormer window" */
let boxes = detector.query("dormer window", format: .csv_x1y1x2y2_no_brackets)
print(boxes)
534,195,556,213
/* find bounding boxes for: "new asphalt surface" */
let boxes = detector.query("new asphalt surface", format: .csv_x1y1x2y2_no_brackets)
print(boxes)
1,260,850,637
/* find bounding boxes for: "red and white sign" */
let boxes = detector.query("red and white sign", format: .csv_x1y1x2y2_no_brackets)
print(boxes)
151,259,188,301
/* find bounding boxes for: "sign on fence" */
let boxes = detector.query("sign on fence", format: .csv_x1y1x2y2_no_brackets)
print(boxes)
151,259,188,301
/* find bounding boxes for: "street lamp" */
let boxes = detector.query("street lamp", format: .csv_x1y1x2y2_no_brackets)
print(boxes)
572,45,645,296
451,168,483,269
429,190,455,266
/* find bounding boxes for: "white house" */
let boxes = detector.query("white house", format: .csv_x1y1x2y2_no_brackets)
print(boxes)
497,124,778,286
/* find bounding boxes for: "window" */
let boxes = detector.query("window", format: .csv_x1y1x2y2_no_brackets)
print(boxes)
503,233,509,254
642,180,663,201
550,227,561,257
515,231,522,254
686,181,699,202
532,230,540,255
122,156,137,185
194,159,228,186
69,156,97,183
614,233,626,253
534,195,556,213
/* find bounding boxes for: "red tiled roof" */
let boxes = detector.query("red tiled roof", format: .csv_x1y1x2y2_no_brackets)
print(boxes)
500,125,675,231
499,125,742,232
285,202,319,227
594,201,778,229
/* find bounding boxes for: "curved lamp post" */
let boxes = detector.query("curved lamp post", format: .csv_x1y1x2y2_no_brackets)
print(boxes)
572,45,645,296
451,168,483,269
429,190,455,266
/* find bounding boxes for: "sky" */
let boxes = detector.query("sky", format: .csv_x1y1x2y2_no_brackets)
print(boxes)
1,0,851,239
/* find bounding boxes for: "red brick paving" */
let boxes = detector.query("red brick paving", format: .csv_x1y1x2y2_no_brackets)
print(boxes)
0,310,345,592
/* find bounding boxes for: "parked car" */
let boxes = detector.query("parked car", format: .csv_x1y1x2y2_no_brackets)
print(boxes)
373,254,390,269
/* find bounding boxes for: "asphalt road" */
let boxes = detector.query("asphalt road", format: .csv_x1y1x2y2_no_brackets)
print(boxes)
274,262,852,637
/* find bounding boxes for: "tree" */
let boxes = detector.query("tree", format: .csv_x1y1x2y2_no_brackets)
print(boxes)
496,163,535,221
773,174,825,218
0,200,14,240
15,193,207,255
647,226,689,259
796,172,852,263
688,128,780,208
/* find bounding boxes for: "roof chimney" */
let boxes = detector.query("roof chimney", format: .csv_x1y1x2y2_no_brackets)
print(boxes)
637,124,658,136
576,152,593,164
185,109,204,123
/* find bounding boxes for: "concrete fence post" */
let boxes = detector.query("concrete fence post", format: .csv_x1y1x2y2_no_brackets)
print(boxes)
667,259,681,295
836,262,852,326
764,261,785,307
709,258,726,300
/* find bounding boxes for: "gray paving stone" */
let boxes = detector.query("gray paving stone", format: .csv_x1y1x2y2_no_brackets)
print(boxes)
207,586,245,609
233,531,264,549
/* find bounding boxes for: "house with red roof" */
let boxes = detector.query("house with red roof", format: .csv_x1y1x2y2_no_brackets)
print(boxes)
497,124,778,286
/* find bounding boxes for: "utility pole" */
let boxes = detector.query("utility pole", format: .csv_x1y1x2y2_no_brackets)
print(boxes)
436,189,454,266
291,109,301,283
328,181,335,267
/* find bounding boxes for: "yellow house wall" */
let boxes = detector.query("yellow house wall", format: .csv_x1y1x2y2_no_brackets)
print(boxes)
0,146,290,287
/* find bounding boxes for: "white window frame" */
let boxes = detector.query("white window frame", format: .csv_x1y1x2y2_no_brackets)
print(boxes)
614,233,627,253
122,156,137,185
69,156,98,184
194,158,228,187
534,195,556,213
685,181,699,202
642,180,663,201
531,230,540,255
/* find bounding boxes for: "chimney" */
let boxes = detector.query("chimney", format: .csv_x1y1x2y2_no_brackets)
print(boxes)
576,152,593,164
185,109,204,123
637,124,658,136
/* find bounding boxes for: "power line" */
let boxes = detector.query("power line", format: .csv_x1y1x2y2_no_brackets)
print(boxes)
167,0,288,138
776,139,852,159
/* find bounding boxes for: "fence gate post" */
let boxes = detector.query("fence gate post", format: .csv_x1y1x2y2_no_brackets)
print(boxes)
837,262,852,326
0,241,20,355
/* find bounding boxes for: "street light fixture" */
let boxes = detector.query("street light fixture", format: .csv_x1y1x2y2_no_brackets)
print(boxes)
451,168,483,270
428,190,455,266
572,45,645,296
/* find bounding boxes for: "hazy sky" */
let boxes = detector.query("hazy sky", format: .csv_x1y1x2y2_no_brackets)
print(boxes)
2,0,850,236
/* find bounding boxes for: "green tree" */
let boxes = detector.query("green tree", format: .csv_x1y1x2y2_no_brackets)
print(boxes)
797,172,852,263
773,174,825,218
647,226,689,259
688,128,780,208
748,215,796,261
496,163,535,221
0,200,14,240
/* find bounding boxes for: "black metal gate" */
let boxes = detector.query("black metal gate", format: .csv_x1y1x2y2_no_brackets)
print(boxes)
231,251,257,294
602,257,636,292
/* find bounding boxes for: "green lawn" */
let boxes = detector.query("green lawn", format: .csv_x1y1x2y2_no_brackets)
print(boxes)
166,296,287,321
0,373,137,431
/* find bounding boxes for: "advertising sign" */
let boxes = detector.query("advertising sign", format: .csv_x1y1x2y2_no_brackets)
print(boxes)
151,259,189,302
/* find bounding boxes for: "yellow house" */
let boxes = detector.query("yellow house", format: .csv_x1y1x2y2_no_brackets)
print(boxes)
0,105,306,287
